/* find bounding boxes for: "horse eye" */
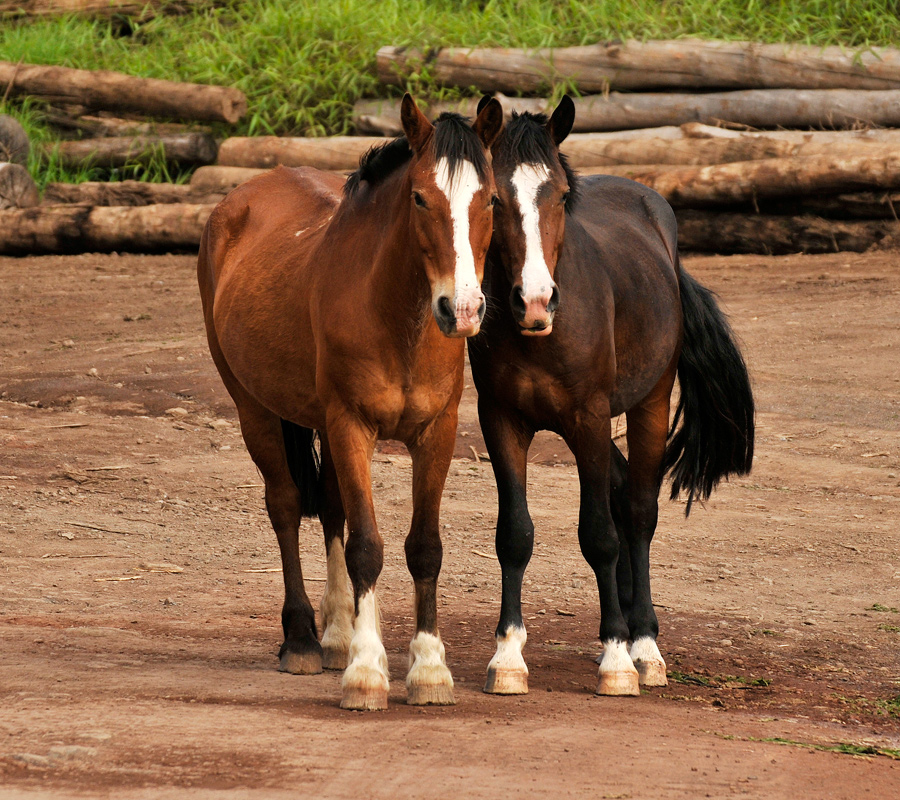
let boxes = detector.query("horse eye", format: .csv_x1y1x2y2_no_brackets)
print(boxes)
490,194,500,208
412,191,426,208
561,191,570,204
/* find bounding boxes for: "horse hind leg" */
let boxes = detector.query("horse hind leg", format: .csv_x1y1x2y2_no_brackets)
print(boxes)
245,412,323,674
317,434,354,670
623,382,675,688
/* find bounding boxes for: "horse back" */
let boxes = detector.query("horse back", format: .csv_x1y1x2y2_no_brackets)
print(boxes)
199,166,345,295
565,176,682,413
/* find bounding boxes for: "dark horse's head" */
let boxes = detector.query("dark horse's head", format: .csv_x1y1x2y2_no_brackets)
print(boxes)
349,94,503,338
481,95,576,336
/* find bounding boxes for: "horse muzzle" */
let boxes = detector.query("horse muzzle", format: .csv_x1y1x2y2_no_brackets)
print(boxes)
511,284,559,337
433,290,486,338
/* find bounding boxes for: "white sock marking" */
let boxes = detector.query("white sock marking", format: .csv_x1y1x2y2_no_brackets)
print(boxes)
630,636,664,664
598,639,638,676
406,631,453,690
320,539,354,654
487,625,528,674
510,163,554,304
342,589,389,692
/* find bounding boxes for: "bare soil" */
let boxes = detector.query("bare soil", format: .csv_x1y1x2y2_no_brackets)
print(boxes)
0,250,898,799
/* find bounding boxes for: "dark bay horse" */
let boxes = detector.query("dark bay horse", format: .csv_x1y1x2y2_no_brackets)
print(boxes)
468,96,754,696
198,95,503,710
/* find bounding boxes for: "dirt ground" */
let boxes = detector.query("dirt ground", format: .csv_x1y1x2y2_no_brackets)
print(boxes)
0,249,898,799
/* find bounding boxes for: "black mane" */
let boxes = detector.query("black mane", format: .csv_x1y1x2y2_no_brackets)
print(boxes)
343,112,489,197
499,111,579,212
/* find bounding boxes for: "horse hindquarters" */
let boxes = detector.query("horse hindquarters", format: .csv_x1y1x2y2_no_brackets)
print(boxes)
663,267,755,514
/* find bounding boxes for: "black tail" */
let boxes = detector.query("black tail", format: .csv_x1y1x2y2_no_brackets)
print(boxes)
280,420,322,519
663,266,755,515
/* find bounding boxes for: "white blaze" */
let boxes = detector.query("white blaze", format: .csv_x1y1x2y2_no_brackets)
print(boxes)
511,162,554,301
433,157,483,321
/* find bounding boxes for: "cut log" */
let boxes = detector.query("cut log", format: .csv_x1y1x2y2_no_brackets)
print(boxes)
507,88,900,132
578,154,900,207
681,123,900,144
45,111,211,138
0,60,246,124
189,165,268,193
0,114,29,164
564,136,900,169
0,162,40,209
761,192,900,220
0,1,205,20
0,203,214,255
377,40,900,93
675,210,898,254
45,133,217,168
216,136,385,170
42,180,223,206
354,95,687,138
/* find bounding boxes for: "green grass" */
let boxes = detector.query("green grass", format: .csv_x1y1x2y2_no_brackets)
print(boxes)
753,737,900,760
4,0,900,184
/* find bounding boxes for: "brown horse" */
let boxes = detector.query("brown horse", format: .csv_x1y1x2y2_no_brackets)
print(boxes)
468,97,754,696
198,95,503,710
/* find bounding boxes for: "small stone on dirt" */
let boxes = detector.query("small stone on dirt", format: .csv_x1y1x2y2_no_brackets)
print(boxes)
165,407,188,417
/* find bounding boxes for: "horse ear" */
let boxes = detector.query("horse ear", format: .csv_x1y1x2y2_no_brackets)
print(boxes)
547,95,575,146
476,94,493,116
400,93,434,152
473,96,503,150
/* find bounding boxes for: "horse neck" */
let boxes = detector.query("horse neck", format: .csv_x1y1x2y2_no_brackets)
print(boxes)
356,171,434,337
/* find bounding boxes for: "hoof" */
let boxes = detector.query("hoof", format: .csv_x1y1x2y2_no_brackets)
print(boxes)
634,659,668,687
596,670,641,696
342,663,389,711
407,683,455,706
322,646,349,671
341,685,389,711
484,668,529,695
279,650,323,675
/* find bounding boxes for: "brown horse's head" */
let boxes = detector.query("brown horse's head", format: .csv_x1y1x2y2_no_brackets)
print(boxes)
486,96,576,336
400,94,503,338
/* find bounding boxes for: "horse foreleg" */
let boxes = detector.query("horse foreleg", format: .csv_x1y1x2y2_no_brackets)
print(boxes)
479,401,535,695
569,411,640,697
404,412,458,706
326,413,389,710
318,433,354,670
623,387,674,688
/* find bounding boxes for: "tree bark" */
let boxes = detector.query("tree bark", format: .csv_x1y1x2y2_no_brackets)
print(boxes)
377,40,900,93
578,154,900,206
189,165,268,193
216,136,385,170
675,210,898,254
508,88,900,132
45,111,210,138
45,133,217,168
564,136,900,169
0,162,40,209
0,114,29,164
0,1,206,20
0,60,246,124
0,203,214,254
42,180,222,206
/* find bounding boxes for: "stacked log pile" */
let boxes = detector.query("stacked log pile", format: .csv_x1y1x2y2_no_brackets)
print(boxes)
6,39,900,254
354,40,900,254
0,57,247,254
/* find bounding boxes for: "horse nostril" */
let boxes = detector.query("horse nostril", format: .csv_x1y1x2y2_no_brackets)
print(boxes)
437,295,455,322
509,286,526,318
547,285,560,314
477,298,486,321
